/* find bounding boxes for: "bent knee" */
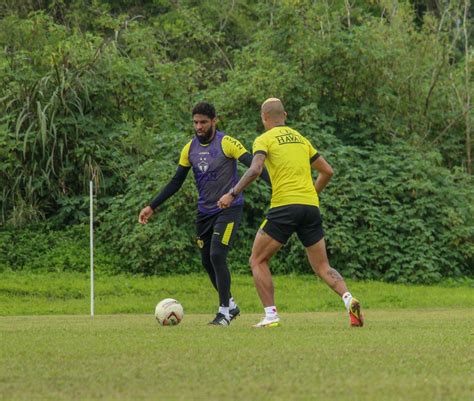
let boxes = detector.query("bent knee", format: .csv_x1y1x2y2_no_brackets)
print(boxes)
249,254,259,268
249,255,257,269
313,262,331,275
249,254,267,271
210,251,226,266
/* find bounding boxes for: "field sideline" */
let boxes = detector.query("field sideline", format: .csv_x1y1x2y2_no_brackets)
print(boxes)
1,273,473,400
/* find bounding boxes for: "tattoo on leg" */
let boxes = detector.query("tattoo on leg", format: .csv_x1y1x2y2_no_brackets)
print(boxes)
328,268,343,282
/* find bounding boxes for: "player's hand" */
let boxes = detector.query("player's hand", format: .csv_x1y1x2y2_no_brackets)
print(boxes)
138,206,154,224
217,193,234,209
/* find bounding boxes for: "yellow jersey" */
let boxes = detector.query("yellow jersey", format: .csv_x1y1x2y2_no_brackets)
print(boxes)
253,126,319,208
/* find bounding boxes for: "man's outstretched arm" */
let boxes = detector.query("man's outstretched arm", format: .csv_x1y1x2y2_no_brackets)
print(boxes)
238,152,271,187
138,165,190,224
218,153,266,209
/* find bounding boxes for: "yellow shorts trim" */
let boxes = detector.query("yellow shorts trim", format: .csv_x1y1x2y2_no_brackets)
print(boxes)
222,222,235,245
259,219,268,230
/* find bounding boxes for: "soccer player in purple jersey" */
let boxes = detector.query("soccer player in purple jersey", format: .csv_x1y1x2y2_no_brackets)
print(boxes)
139,102,270,326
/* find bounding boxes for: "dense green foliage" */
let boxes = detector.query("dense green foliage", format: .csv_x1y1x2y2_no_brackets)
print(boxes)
0,224,120,273
0,1,472,282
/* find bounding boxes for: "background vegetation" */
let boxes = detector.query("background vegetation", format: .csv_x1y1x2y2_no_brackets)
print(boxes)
0,0,472,283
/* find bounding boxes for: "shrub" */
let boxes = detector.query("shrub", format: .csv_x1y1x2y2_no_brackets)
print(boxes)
0,224,119,274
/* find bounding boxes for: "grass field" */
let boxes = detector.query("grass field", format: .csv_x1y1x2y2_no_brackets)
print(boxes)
1,271,473,315
1,272,473,400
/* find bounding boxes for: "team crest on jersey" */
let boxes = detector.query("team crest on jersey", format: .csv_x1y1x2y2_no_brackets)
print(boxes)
198,157,209,173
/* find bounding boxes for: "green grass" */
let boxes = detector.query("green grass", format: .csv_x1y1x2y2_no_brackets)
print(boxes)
1,272,473,400
0,271,473,315
1,310,473,401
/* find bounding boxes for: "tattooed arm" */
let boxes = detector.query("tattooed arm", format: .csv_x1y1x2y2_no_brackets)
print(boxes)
217,153,266,209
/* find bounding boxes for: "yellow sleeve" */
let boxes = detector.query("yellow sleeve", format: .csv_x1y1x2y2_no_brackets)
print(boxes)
253,134,268,155
221,135,248,159
178,141,192,167
305,137,318,159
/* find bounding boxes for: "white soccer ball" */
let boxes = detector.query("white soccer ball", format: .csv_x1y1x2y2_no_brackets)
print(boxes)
155,298,184,326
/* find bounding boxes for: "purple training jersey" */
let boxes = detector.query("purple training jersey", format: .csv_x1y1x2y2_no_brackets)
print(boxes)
188,131,244,215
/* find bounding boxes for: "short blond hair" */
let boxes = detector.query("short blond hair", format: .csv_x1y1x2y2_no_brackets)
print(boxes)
261,98,285,117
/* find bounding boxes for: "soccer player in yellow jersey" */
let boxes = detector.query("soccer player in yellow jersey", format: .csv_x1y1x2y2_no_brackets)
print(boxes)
218,98,364,328
139,102,270,326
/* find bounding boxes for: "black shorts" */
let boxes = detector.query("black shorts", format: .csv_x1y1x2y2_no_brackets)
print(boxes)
196,205,243,249
260,204,324,247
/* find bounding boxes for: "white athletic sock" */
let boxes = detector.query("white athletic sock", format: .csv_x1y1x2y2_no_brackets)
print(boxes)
264,306,278,318
342,292,353,311
219,306,230,320
229,297,237,309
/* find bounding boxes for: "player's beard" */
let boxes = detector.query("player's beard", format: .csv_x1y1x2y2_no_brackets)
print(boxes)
195,126,215,144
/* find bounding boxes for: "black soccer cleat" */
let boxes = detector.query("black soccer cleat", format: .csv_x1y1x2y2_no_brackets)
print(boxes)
208,313,230,326
229,305,241,321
